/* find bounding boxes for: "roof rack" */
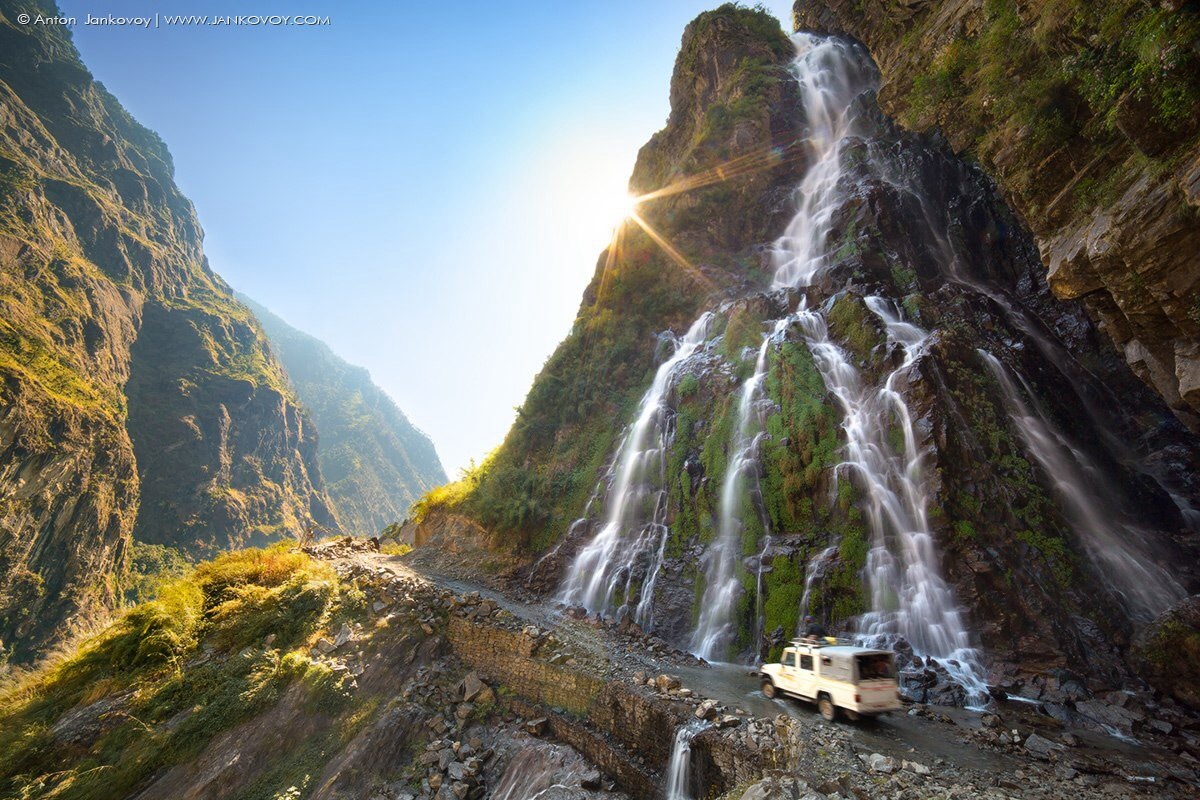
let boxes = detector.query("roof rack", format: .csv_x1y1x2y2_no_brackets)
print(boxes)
789,636,853,648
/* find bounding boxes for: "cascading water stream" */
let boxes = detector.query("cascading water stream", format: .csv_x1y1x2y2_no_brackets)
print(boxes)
790,301,988,702
862,90,1197,616
797,544,838,624
491,745,589,800
768,34,987,701
691,319,788,661
862,130,1195,519
687,33,876,660
559,313,714,625
979,351,1186,621
665,721,710,800
771,35,874,290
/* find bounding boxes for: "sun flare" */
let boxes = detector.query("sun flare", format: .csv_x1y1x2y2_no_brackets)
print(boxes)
599,188,641,230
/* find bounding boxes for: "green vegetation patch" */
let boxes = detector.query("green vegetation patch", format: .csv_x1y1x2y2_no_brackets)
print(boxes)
759,339,841,536
827,294,885,367
900,0,1200,221
0,545,357,800
762,555,803,660
939,341,1077,589
122,540,194,605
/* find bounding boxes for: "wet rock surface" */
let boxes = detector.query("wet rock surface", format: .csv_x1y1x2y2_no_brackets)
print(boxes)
792,0,1200,432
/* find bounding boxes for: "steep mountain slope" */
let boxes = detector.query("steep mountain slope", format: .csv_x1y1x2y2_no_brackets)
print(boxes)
792,0,1200,429
414,5,805,549
241,295,447,535
0,0,337,662
415,2,1200,705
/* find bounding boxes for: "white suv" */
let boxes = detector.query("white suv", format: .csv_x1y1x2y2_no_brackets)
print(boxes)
760,640,902,721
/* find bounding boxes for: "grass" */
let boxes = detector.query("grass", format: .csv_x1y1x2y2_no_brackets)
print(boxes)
123,541,194,605
762,556,803,660
0,314,120,420
379,541,412,557
0,545,357,800
827,295,885,367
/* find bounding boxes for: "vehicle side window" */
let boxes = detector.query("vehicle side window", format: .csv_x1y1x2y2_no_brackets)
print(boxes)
782,652,795,667
799,655,813,671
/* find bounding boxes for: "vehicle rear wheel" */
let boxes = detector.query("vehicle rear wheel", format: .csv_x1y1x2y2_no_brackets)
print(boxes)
761,680,777,699
818,695,836,722
843,709,860,722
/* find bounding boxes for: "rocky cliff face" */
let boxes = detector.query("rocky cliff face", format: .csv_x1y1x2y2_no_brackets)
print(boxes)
242,295,447,535
0,0,336,662
419,3,1200,704
791,0,1200,429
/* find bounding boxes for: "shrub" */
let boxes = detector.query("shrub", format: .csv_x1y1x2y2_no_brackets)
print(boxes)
0,544,348,800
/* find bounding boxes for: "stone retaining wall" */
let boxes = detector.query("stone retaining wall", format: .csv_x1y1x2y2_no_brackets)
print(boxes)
446,616,607,714
444,612,769,799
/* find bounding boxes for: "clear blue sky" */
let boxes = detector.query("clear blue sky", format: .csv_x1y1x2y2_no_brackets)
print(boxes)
60,0,794,474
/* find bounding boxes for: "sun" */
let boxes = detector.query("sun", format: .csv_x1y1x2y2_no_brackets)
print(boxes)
597,188,641,231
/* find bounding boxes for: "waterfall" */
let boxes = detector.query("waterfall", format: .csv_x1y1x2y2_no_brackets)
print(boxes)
768,34,987,701
859,78,1191,625
687,34,875,659
798,544,838,625
491,744,588,800
791,302,987,702
559,313,714,624
979,350,1186,621
691,319,788,661
560,33,988,702
771,35,876,289
665,721,709,800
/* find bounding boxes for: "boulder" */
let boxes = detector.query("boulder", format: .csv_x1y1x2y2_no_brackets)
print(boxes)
1130,594,1200,711
1073,698,1140,736
862,753,897,774
739,777,811,800
333,623,353,649
1024,733,1064,759
580,769,602,789
50,693,131,747
458,672,487,702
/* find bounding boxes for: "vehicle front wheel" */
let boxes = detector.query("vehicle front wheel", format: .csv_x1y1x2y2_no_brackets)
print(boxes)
818,695,836,722
761,680,777,699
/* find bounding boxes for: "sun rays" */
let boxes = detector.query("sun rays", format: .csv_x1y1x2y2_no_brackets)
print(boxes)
593,139,799,304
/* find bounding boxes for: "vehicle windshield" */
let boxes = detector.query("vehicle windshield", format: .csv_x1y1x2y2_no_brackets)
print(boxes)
856,654,895,680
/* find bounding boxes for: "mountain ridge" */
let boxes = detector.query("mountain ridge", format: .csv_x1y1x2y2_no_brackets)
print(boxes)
239,293,447,536
0,0,338,661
